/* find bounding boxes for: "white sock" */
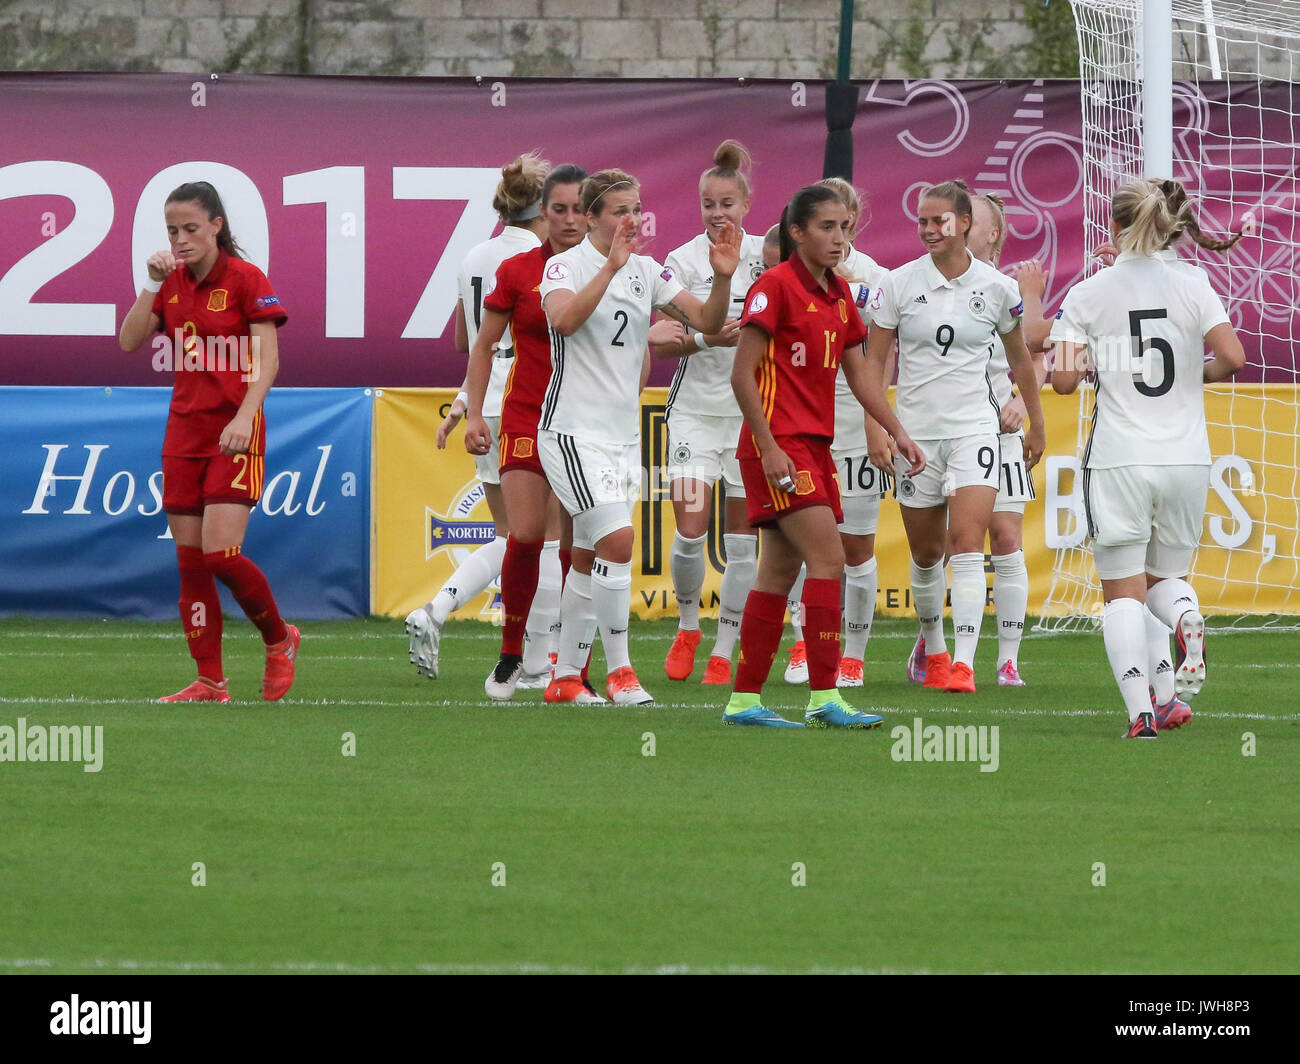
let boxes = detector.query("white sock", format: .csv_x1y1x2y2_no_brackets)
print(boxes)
592,557,633,673
910,558,948,657
669,531,708,631
843,557,878,661
428,535,506,624
949,552,987,669
713,533,756,662
554,568,596,680
788,565,806,642
523,540,561,675
1103,597,1151,722
1146,578,1200,630
1144,606,1176,706
991,550,1029,669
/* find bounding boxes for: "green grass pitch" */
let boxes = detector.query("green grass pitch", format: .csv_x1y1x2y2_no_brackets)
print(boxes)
0,615,1295,974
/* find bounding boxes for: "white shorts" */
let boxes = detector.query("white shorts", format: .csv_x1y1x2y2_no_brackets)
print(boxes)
895,433,1000,509
832,448,892,535
538,428,641,518
993,431,1036,515
665,409,744,495
1085,464,1209,580
473,415,501,486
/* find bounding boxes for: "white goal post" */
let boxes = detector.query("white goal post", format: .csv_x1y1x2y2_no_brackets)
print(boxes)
1038,0,1300,631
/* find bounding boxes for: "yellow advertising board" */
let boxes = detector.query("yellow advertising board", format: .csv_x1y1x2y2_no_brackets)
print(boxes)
373,385,1299,621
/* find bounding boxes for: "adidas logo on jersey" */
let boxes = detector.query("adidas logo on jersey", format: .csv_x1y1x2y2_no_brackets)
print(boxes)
1121,666,1143,681
913,294,928,304
807,300,817,312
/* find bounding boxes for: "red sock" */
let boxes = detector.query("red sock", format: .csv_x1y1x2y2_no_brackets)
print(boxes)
734,589,787,694
558,548,572,588
500,536,543,656
204,546,288,645
178,545,223,682
802,577,843,690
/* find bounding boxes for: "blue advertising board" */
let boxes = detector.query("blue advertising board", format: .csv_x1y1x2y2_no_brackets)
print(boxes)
0,387,371,619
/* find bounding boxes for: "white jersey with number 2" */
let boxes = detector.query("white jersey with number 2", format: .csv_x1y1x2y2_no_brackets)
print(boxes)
539,235,684,446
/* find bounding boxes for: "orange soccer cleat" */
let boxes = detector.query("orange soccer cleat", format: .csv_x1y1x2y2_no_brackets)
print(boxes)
606,665,654,706
922,651,952,690
701,655,733,686
945,661,976,694
836,657,865,687
158,676,230,704
262,624,301,701
545,674,607,705
664,628,703,681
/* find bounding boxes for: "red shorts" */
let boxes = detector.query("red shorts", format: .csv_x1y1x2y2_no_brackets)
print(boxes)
740,435,841,529
163,453,264,514
498,410,545,477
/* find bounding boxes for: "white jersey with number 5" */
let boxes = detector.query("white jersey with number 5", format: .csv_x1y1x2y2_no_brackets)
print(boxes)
834,246,889,453
1048,250,1229,470
663,230,766,420
873,250,1023,441
539,235,684,445
458,226,542,418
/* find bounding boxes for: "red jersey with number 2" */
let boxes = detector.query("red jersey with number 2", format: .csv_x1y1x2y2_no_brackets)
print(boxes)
736,255,866,455
152,249,288,458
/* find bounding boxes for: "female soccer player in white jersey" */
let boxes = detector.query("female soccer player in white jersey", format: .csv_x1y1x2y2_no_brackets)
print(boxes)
967,192,1048,685
539,168,741,705
1049,178,1244,738
405,152,550,679
657,140,766,687
863,180,1046,695
821,177,896,689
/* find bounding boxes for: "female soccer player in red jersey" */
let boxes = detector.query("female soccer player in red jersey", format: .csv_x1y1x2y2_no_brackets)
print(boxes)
463,164,588,699
118,181,297,703
721,185,924,728
406,153,552,680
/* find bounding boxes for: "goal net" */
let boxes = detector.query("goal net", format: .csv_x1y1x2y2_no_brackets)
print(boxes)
1039,0,1300,631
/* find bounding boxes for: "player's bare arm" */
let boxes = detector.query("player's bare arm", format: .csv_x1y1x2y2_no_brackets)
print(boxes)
464,306,511,455
220,320,278,456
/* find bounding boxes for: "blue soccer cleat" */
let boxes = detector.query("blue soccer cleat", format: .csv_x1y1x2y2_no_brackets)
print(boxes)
805,692,884,730
721,705,805,728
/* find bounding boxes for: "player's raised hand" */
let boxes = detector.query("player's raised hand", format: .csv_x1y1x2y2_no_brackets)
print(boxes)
1093,241,1119,267
608,215,639,271
147,251,178,283
708,221,741,278
1014,258,1046,300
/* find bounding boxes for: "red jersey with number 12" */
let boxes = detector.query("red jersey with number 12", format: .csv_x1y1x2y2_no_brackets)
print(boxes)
152,250,287,458
737,255,866,455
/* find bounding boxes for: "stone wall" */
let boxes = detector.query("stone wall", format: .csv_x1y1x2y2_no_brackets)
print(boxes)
0,0,1074,78
1,1,1293,80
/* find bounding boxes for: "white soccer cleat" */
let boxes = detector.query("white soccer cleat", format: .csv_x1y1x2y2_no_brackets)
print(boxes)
606,666,654,706
514,668,553,690
404,606,442,679
484,654,524,700
783,641,809,685
1174,609,1206,699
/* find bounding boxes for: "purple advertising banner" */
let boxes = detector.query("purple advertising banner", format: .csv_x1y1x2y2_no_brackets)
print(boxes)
0,74,1293,386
